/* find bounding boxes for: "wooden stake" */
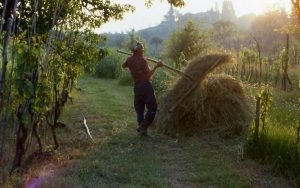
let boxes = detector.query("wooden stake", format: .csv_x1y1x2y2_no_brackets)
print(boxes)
169,57,223,112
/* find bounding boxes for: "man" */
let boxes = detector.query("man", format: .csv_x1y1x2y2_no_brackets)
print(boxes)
122,41,163,135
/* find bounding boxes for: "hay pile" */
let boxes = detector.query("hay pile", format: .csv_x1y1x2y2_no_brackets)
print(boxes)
154,55,253,138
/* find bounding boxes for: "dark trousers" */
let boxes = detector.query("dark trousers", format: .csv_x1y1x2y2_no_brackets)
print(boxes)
134,81,157,127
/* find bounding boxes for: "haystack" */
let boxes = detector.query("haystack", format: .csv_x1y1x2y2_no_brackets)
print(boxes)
154,55,253,138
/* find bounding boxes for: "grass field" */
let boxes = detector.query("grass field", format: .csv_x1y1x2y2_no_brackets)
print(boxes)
7,76,296,188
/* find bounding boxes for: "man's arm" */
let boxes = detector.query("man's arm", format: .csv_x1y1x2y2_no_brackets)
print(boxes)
122,61,128,68
147,62,163,78
122,58,130,68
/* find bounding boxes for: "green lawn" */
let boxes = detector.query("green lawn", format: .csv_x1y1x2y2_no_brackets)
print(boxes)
15,76,295,188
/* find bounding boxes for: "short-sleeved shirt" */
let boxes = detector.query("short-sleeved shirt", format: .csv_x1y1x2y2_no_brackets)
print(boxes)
123,54,151,84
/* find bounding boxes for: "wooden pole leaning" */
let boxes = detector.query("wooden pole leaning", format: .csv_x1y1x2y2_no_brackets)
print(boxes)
169,57,224,112
117,50,195,83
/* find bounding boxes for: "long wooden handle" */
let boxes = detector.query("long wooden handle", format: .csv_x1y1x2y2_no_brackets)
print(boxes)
169,57,224,112
117,50,194,82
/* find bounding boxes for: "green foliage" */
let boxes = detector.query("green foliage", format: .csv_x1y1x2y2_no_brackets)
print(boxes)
241,48,257,65
95,59,119,79
50,31,103,83
246,89,300,178
280,48,288,67
12,37,52,118
145,0,185,7
94,50,124,79
104,33,127,49
118,70,133,86
163,20,211,67
213,20,238,49
251,9,289,56
22,0,134,34
246,124,300,177
152,69,172,98
239,48,257,81
269,91,300,126
150,37,163,46
259,86,273,130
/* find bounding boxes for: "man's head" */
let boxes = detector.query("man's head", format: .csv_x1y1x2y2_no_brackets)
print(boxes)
130,40,144,54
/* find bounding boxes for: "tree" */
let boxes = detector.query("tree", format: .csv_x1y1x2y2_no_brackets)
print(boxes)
0,0,135,34
150,36,163,55
0,0,189,178
292,0,300,23
0,0,135,176
213,20,238,50
145,0,185,7
163,20,211,67
251,9,289,57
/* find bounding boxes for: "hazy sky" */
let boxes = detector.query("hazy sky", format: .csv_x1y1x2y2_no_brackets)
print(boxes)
95,0,292,34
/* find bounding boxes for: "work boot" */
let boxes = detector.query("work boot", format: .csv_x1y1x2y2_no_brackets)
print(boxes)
139,126,148,136
136,124,142,132
137,120,150,136
136,125,147,135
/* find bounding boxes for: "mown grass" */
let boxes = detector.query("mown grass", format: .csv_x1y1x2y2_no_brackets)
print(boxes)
182,151,249,188
27,75,251,188
60,78,172,187
61,133,172,188
2,75,297,187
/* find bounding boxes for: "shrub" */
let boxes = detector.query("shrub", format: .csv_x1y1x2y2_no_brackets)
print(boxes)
118,69,133,86
246,124,300,177
245,90,300,178
95,50,124,79
152,69,173,99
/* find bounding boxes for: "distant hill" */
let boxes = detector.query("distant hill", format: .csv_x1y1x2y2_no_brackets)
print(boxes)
105,1,257,55
137,8,221,44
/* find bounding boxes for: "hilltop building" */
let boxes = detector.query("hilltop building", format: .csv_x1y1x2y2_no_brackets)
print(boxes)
222,0,237,21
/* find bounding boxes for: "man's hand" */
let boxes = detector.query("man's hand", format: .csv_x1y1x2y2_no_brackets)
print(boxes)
122,61,128,68
147,62,164,78
156,62,164,68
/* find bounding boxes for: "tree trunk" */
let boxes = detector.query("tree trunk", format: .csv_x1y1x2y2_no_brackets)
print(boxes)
295,122,300,145
33,122,42,152
0,0,8,33
282,34,291,91
50,124,59,149
7,118,17,162
0,0,19,162
282,34,290,91
264,62,269,84
11,105,27,173
0,16,13,122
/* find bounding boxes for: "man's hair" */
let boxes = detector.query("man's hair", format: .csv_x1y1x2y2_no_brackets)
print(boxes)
130,40,144,52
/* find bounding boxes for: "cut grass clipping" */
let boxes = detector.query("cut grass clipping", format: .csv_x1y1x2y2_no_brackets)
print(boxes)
154,54,253,138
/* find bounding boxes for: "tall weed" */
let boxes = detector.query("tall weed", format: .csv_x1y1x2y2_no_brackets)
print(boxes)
246,90,300,178
95,50,124,79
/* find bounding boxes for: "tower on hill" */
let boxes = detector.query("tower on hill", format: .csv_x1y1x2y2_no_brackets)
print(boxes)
222,0,236,21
